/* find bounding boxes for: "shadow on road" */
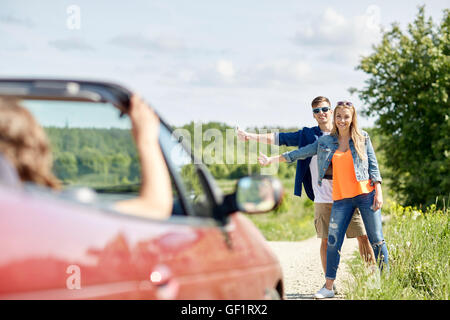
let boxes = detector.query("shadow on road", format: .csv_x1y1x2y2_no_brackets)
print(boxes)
286,291,345,300
286,293,315,300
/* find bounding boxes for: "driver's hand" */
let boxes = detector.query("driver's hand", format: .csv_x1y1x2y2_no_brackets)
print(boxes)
129,94,159,142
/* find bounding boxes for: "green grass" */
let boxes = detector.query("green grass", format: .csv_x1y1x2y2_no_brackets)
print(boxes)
343,202,450,300
217,178,316,241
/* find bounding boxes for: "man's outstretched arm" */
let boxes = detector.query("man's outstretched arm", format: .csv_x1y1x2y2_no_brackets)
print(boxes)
236,126,275,144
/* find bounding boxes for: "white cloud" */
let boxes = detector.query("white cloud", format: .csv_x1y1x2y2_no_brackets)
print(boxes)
293,6,382,64
109,33,185,52
216,59,235,79
294,7,381,45
49,37,94,51
0,14,34,28
163,58,312,89
251,60,311,83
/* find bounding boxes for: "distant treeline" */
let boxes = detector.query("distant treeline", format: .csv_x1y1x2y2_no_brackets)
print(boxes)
45,122,300,186
46,127,139,186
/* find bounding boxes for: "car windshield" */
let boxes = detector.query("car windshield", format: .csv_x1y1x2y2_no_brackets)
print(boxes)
22,99,140,197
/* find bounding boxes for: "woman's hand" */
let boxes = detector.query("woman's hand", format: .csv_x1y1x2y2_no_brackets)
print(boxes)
128,94,159,143
115,93,172,220
373,183,383,211
258,152,271,166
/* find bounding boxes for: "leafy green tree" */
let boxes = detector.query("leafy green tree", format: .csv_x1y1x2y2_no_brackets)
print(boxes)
77,147,105,175
109,153,132,178
53,152,78,181
128,157,141,182
62,130,80,151
355,7,450,206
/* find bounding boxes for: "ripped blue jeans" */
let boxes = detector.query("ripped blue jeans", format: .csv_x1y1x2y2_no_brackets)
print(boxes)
326,190,389,280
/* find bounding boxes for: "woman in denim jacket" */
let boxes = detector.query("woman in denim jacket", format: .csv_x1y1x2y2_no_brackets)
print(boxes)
259,101,389,299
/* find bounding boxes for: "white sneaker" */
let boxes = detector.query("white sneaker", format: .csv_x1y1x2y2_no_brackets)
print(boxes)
314,286,335,299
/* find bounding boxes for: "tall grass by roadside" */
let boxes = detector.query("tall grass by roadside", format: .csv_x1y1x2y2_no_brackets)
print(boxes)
247,190,316,241
245,178,316,241
217,178,316,241
344,202,449,300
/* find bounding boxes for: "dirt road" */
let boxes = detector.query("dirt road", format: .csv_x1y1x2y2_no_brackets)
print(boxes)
268,237,358,300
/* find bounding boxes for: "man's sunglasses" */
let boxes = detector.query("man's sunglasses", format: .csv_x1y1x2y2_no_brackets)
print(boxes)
336,101,353,107
312,106,331,114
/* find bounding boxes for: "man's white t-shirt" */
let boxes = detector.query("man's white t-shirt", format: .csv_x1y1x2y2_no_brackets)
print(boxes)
309,132,333,203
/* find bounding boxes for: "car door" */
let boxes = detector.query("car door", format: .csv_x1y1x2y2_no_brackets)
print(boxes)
130,123,270,299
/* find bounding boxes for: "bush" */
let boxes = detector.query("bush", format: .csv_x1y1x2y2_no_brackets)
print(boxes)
273,191,291,214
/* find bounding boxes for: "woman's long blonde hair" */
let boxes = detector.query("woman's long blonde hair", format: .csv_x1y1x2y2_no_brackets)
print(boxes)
0,98,60,189
331,101,367,160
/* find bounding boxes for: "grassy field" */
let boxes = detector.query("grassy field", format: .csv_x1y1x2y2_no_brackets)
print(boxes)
343,202,449,300
217,178,316,241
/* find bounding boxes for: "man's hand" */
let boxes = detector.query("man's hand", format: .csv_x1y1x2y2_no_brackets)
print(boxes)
236,126,250,141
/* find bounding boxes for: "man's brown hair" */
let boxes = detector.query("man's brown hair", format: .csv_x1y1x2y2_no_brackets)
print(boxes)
311,96,331,108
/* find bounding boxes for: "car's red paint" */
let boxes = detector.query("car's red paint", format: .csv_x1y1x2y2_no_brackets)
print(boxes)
0,184,283,299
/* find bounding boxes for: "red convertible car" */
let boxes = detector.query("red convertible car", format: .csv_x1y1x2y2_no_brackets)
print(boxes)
0,79,284,299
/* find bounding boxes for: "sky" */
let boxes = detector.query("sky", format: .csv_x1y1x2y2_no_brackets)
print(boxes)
23,100,131,129
0,0,448,129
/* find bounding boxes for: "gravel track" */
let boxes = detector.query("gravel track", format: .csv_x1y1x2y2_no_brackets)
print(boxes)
268,237,358,300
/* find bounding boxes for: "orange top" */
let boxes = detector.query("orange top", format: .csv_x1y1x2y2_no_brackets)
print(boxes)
332,149,374,201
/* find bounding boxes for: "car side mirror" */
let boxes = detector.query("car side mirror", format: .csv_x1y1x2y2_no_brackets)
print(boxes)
235,176,283,214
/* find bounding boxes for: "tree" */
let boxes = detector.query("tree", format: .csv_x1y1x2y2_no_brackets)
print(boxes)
128,156,141,182
109,153,132,178
53,152,78,181
355,6,450,206
77,147,105,175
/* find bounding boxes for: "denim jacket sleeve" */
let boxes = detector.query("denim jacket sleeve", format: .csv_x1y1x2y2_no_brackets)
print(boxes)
281,140,318,163
365,133,382,185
